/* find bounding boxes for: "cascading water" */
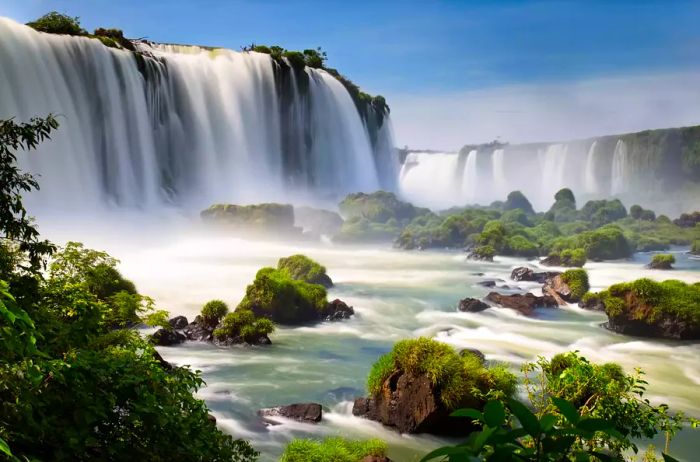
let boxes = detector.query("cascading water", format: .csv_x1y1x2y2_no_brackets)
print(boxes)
537,143,569,209
0,18,395,211
398,152,462,209
610,139,628,195
583,140,599,194
461,149,478,203
491,148,507,201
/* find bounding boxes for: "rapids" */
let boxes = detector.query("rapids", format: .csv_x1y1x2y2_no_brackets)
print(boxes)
39,218,700,461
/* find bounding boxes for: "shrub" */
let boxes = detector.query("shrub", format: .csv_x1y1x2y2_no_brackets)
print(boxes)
504,191,535,215
201,300,229,326
579,199,627,227
560,248,586,267
470,245,495,260
237,267,328,324
26,12,86,35
505,235,539,257
277,254,331,287
577,226,632,260
561,269,590,300
213,309,274,344
281,437,387,462
367,338,516,410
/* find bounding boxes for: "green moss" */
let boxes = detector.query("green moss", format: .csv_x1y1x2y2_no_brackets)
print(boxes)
200,203,295,230
561,269,590,300
201,300,229,326
280,437,387,462
213,309,274,344
366,338,516,410
650,253,675,268
277,254,331,286
237,267,328,324
560,248,586,267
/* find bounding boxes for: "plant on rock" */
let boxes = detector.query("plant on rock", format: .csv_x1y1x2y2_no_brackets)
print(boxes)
648,253,675,270
277,254,333,287
213,309,275,345
201,299,229,326
560,269,590,301
280,437,387,462
26,11,86,35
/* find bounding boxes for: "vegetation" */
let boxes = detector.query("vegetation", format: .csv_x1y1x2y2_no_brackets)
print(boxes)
421,352,695,461
213,309,275,344
503,190,535,215
592,278,700,327
237,266,329,324
280,437,387,462
0,116,257,460
201,203,295,231
561,269,589,300
201,299,229,326
277,254,332,286
692,240,700,255
26,12,135,50
649,253,675,269
470,245,496,261
367,338,516,410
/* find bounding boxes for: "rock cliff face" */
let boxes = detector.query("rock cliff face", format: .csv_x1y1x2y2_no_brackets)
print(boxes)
352,370,475,435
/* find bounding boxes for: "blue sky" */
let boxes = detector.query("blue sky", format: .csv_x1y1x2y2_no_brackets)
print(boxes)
3,0,700,148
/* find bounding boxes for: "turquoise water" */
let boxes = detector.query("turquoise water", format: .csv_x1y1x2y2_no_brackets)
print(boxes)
42,222,700,461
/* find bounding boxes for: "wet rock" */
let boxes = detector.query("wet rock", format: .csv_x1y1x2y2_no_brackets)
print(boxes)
168,315,189,330
542,274,573,305
258,403,323,424
458,297,489,313
485,292,558,316
150,328,186,346
183,315,214,342
207,414,217,424
352,370,475,435
323,299,354,321
510,266,560,283
477,280,497,288
578,295,605,311
466,250,493,262
539,255,562,267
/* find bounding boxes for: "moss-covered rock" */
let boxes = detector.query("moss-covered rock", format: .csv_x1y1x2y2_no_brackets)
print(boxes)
353,338,516,435
293,206,343,236
647,253,675,270
213,309,274,345
338,191,427,224
503,190,535,215
200,203,300,235
592,278,700,339
277,254,333,288
544,188,577,222
280,437,389,462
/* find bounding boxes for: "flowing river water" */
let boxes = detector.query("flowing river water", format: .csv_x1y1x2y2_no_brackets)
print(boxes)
41,217,700,461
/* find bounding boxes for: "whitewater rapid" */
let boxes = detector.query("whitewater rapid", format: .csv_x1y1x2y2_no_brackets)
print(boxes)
39,219,700,462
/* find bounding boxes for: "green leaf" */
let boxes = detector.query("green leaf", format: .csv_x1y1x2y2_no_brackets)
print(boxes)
472,426,497,452
508,399,540,437
419,445,472,462
662,454,681,462
551,396,579,424
577,418,614,432
0,437,11,456
483,400,506,428
451,408,483,420
540,414,558,432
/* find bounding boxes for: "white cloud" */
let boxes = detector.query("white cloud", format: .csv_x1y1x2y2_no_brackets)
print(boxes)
386,71,700,151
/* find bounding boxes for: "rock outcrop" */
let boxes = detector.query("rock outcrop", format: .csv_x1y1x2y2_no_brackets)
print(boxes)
542,275,573,304
150,328,186,346
168,315,189,330
352,370,474,435
511,266,560,283
258,403,323,424
324,299,354,321
485,292,558,315
458,297,490,312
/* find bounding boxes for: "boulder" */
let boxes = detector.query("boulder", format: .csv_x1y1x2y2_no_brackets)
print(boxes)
183,315,214,342
458,297,489,313
477,280,497,288
485,292,558,316
150,328,186,346
168,315,189,330
542,274,573,305
352,370,474,435
323,299,354,321
605,298,700,340
539,255,562,267
511,266,560,283
258,403,323,424
578,295,605,311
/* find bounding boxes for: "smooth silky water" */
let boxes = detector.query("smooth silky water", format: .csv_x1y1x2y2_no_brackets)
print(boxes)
39,218,700,461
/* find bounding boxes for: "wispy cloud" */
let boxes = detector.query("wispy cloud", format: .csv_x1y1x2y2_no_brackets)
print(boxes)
387,70,700,150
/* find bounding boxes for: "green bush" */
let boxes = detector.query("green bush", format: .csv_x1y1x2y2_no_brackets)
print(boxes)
237,267,328,324
560,248,586,267
201,300,229,326
545,188,577,222
367,338,516,410
561,269,590,300
213,309,274,344
505,234,539,257
277,254,331,286
281,437,387,462
470,245,496,260
26,12,86,35
503,190,535,215
650,253,676,268
576,226,632,260
579,199,627,227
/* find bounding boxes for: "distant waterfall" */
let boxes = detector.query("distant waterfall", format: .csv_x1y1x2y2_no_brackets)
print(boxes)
399,152,462,209
461,149,478,203
583,140,599,193
538,144,568,208
0,18,395,211
491,149,507,200
610,139,628,195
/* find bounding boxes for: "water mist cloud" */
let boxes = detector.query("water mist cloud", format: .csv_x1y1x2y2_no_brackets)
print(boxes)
387,71,700,150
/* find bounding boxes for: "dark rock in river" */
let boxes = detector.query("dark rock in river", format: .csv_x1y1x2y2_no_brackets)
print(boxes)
477,280,497,288
485,292,558,316
458,297,489,313
183,315,214,342
168,315,188,330
352,370,474,435
151,328,186,346
542,274,574,305
323,299,354,321
258,403,323,424
511,266,560,283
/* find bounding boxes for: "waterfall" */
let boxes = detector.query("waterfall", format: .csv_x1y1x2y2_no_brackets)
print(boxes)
491,149,507,201
461,150,478,203
398,152,461,209
610,139,628,195
0,18,395,211
583,140,599,193
538,143,568,207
